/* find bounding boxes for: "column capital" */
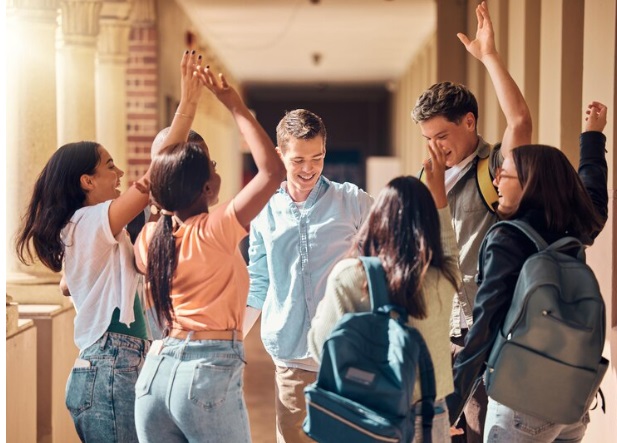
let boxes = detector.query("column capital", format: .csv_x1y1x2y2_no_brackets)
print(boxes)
98,1,133,64
59,0,103,45
129,0,156,27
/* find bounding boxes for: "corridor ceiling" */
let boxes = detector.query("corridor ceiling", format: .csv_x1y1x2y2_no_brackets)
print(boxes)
177,0,436,85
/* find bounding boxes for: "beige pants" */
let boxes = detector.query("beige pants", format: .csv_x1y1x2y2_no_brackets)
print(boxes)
274,366,317,443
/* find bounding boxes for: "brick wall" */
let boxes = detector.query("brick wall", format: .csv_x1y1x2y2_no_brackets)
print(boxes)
126,25,158,182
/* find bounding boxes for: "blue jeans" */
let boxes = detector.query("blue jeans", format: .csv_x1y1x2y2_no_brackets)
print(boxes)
484,398,590,442
134,337,250,443
65,332,149,443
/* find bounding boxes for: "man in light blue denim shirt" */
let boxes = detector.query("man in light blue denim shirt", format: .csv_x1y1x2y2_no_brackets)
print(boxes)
244,109,373,443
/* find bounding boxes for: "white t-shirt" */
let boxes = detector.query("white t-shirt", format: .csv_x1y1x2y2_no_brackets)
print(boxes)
61,201,139,351
445,150,476,194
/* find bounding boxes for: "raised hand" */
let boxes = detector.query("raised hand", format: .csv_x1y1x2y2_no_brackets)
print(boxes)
180,50,207,106
457,1,496,62
423,142,448,209
584,101,608,133
201,67,243,111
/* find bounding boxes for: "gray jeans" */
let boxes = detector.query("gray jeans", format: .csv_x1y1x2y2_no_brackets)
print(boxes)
484,398,590,443
65,332,149,443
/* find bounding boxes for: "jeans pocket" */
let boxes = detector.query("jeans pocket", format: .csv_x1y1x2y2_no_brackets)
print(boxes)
189,362,235,409
135,355,164,399
514,410,556,436
65,367,97,416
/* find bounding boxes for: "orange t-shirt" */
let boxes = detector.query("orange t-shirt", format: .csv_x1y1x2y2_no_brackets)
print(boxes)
135,201,249,332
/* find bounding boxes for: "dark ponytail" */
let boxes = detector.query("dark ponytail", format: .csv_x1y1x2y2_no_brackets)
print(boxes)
146,142,211,328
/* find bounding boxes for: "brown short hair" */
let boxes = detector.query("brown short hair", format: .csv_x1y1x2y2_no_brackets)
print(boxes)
412,82,478,125
276,109,327,151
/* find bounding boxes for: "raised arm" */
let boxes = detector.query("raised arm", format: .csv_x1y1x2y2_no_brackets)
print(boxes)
458,1,531,156
201,68,285,229
580,101,609,238
108,51,206,236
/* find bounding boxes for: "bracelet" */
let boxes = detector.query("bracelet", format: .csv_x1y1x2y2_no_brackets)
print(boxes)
175,112,194,119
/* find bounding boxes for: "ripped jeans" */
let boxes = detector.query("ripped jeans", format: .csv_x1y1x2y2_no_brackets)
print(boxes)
65,332,149,443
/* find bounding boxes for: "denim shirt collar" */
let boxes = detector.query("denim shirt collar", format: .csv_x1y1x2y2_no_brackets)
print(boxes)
278,175,330,215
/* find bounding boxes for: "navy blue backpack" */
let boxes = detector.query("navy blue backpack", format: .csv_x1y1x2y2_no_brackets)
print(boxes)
303,256,436,443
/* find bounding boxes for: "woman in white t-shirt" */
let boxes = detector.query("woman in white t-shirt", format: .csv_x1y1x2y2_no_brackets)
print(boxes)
15,51,206,443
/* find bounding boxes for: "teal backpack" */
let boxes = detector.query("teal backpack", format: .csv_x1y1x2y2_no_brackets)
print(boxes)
482,220,608,424
303,256,436,443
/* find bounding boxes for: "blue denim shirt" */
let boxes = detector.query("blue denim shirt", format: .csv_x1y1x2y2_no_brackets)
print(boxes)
247,176,373,361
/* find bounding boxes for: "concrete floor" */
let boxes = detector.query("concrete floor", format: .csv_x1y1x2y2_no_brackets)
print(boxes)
243,318,277,443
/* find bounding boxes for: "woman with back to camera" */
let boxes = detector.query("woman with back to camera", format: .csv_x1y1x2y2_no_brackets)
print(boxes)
447,101,609,443
15,51,206,442
308,142,461,442
132,67,285,442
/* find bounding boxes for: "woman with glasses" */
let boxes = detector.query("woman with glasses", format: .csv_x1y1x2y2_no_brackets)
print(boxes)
447,101,609,442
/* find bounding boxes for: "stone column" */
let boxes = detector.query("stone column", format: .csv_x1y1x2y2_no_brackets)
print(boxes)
56,0,102,145
6,0,60,284
95,0,133,177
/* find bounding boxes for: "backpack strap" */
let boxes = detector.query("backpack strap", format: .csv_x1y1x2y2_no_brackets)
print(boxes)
475,155,499,214
414,330,436,443
477,220,547,283
491,219,549,251
358,256,391,311
493,220,586,259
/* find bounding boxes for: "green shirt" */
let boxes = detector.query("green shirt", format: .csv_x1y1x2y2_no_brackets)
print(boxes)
106,294,148,340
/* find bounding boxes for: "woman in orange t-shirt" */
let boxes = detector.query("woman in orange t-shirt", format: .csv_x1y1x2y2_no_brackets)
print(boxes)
133,69,285,443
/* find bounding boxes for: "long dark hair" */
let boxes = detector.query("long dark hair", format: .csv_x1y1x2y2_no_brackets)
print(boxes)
354,176,459,319
509,145,604,242
147,142,211,328
16,142,101,272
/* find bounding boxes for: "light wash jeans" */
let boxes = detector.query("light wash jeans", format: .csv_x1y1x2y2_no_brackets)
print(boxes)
413,398,451,443
65,332,149,443
134,336,250,443
484,398,590,443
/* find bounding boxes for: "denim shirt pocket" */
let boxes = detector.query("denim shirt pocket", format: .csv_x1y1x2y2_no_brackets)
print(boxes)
135,354,164,399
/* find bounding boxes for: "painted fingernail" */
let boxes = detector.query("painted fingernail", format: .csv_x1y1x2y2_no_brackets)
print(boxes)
191,50,195,55
206,65,210,69
185,50,189,54
198,55,202,59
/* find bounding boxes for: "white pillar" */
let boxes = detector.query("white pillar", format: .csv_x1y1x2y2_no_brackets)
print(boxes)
96,0,133,178
6,0,61,283
56,0,102,145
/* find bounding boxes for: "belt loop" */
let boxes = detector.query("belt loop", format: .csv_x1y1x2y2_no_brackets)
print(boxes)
185,330,194,344
179,330,193,359
100,332,109,350
232,330,247,364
